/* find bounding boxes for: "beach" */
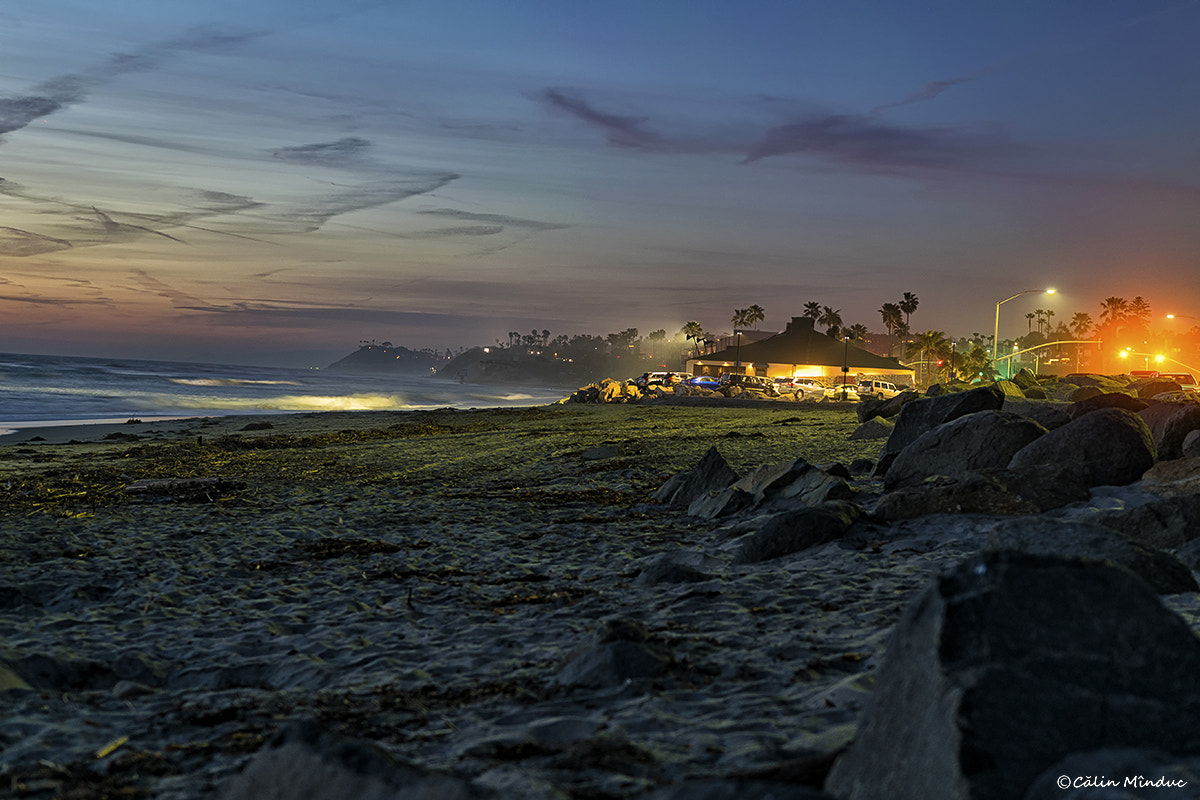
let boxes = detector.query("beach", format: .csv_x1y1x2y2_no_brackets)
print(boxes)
3,400,1198,798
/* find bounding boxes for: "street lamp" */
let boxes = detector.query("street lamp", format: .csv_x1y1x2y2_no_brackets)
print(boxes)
993,288,1055,379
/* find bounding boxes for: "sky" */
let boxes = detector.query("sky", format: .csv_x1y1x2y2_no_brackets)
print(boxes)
3,0,1200,367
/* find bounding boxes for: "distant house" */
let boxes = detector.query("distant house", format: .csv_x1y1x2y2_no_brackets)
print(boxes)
686,316,913,385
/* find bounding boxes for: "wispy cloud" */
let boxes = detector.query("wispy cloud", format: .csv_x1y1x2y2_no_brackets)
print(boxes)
417,208,569,232
743,114,1020,170
272,137,374,167
0,26,264,140
0,225,73,256
539,88,663,150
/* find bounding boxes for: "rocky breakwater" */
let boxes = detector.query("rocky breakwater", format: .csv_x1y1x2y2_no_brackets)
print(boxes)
648,373,1200,799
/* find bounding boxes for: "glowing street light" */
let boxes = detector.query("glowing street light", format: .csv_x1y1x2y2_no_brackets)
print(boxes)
993,288,1055,378
1167,313,1200,324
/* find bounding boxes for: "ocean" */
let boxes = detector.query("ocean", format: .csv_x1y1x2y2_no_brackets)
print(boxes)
0,352,569,432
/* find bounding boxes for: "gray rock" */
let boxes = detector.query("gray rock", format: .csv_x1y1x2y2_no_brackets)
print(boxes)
993,379,1026,398
874,384,1006,476
873,472,1039,521
1139,457,1200,498
855,390,918,422
1185,429,1200,458
1130,377,1182,398
1008,408,1156,488
1010,368,1040,391
689,459,853,519
553,618,674,688
1000,397,1071,430
1068,391,1147,420
874,464,1092,521
727,502,861,564
1064,493,1200,551
219,721,491,800
655,446,738,507
884,410,1047,490
986,517,1198,594
849,416,893,440
824,552,1200,800
1068,384,1103,402
1138,402,1200,461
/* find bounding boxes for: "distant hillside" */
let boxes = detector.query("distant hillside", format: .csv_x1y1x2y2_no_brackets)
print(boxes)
438,347,612,387
325,343,439,374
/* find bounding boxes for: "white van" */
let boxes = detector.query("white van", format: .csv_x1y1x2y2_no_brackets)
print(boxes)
857,379,900,399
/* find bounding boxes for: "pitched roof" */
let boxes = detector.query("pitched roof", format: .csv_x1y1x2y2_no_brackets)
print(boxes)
696,316,911,371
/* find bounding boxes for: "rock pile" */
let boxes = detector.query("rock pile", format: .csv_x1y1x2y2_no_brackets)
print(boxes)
650,372,1200,800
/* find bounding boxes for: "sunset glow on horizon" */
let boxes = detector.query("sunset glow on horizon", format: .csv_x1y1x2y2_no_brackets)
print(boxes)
3,1,1200,366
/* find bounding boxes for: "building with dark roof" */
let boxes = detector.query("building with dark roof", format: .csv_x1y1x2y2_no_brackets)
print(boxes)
686,316,912,384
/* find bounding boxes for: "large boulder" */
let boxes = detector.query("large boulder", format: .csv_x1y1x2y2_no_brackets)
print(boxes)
654,446,738,507
1130,377,1182,398
856,390,918,422
883,410,1047,490
823,552,1200,800
724,501,861,564
688,458,854,519
874,464,1091,521
1000,397,1071,430
874,385,1006,476
1137,401,1200,461
1008,407,1156,488
985,517,1198,594
1067,391,1147,420
1010,368,1040,392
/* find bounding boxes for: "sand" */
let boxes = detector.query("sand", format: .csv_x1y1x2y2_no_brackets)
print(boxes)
1,402,1193,798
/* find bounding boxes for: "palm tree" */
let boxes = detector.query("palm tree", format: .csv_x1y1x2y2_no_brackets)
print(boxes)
912,329,948,388
847,323,869,341
964,343,997,382
1070,312,1093,339
879,303,903,356
1128,296,1152,324
745,304,766,330
1034,309,1045,334
1099,297,1128,326
1026,312,1035,332
681,320,704,357
803,301,822,321
819,306,843,338
899,292,919,328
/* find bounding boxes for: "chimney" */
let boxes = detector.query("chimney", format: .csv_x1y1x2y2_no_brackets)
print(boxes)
787,316,815,334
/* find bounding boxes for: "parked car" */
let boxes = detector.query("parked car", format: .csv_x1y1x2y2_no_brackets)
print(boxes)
778,377,834,401
718,374,779,396
687,374,722,389
856,379,901,399
634,372,690,388
826,382,860,401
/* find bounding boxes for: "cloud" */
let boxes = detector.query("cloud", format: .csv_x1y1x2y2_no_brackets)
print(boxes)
539,88,663,150
405,226,505,238
0,25,263,141
278,173,460,231
272,137,374,167
417,208,569,232
0,226,73,256
743,113,1020,171
128,269,205,307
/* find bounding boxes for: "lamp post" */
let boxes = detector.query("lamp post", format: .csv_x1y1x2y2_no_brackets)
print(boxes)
993,288,1055,379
